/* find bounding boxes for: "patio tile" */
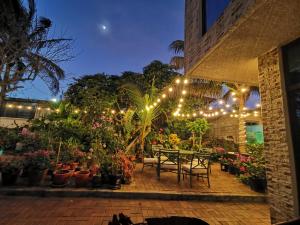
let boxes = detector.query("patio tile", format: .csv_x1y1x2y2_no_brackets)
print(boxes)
124,163,266,196
0,196,271,225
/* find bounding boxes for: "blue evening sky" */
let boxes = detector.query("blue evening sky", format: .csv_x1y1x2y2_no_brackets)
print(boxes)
12,0,230,100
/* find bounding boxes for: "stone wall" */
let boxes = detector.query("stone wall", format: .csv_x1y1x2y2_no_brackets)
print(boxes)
209,116,239,142
258,48,296,223
184,0,256,72
209,115,262,146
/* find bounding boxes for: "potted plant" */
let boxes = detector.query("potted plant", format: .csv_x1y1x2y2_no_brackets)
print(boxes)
74,170,91,187
0,156,23,186
24,150,51,186
247,163,267,192
245,144,267,192
52,169,72,186
116,151,135,184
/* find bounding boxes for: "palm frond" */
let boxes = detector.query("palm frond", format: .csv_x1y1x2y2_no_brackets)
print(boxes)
28,52,65,79
170,56,184,70
121,83,145,110
169,40,184,54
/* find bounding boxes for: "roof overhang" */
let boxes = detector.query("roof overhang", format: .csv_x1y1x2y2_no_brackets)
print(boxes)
186,0,300,85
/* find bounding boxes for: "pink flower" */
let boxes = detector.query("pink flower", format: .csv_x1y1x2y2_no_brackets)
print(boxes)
240,166,246,172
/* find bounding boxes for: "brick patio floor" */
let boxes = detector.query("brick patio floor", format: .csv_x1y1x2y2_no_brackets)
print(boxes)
122,163,265,195
0,196,271,225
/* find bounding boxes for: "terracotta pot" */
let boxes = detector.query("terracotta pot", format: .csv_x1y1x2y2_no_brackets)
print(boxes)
62,164,71,170
74,170,91,187
56,163,63,169
70,162,79,170
52,169,71,185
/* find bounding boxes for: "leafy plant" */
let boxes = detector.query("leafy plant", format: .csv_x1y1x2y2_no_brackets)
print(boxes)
24,150,52,171
187,118,209,147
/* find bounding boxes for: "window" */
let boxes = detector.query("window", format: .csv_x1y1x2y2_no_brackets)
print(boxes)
205,0,230,30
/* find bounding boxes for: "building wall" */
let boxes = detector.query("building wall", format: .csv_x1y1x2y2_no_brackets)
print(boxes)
0,117,29,128
209,115,262,144
184,0,256,72
209,116,239,142
258,48,297,223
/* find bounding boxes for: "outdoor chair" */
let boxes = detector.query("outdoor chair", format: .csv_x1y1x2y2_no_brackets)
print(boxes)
182,153,211,188
156,149,181,183
142,144,162,172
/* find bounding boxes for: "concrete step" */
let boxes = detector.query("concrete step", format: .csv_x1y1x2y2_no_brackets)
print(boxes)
0,187,268,203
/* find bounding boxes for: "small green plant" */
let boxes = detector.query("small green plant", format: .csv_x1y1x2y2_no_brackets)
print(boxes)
187,118,209,147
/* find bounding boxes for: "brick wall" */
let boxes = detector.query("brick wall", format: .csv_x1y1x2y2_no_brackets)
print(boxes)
184,0,257,72
258,48,296,223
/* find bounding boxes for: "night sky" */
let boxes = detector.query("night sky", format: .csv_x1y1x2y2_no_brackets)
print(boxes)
12,0,230,100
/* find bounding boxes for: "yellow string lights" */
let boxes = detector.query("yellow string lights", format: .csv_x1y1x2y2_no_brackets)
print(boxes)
143,77,262,120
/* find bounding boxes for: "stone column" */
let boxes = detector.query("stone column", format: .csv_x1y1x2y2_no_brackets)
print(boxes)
258,48,297,223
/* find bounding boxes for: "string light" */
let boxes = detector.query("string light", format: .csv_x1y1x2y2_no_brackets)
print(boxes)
241,87,247,93
182,90,187,95
176,79,180,84
183,79,188,84
162,94,166,98
168,88,173,92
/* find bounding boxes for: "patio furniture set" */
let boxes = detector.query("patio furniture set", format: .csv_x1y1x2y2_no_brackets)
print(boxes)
142,145,211,188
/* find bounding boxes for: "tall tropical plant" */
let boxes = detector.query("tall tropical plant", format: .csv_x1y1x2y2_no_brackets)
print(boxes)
0,0,72,106
122,83,161,156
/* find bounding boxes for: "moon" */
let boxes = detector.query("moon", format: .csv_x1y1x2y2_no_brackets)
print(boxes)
97,23,109,33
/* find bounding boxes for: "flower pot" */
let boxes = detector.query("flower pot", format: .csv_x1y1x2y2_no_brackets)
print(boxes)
62,164,71,170
74,170,91,187
91,175,102,188
70,162,79,170
27,169,46,186
52,169,71,186
249,177,267,193
228,165,237,175
1,171,19,186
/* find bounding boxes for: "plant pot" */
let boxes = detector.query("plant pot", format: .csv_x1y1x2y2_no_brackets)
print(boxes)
27,169,46,186
70,162,79,170
52,169,71,186
249,177,267,193
228,165,237,175
1,171,19,186
91,175,102,188
74,170,91,187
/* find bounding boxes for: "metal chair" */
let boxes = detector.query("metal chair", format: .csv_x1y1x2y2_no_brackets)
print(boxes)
142,144,162,172
182,153,211,188
156,149,181,183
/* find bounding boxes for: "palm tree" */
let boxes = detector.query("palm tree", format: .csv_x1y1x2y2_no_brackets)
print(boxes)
0,0,72,106
169,40,184,70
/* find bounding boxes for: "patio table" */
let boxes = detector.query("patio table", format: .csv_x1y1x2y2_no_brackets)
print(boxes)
154,149,198,183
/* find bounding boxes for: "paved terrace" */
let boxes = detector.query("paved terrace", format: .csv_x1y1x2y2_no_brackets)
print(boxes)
0,196,271,225
0,163,267,202
124,163,262,195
